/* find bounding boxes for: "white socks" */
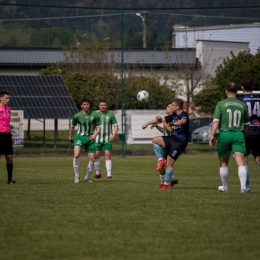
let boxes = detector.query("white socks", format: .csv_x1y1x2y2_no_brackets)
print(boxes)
86,161,94,179
94,158,101,174
238,166,247,190
160,175,165,184
220,166,229,190
73,158,80,177
106,160,112,177
94,159,112,177
220,165,247,191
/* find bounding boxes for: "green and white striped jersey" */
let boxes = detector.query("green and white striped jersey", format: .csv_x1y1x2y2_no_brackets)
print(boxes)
71,110,101,136
95,110,118,143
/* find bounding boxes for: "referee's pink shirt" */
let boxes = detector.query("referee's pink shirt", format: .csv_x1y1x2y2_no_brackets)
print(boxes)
0,104,11,133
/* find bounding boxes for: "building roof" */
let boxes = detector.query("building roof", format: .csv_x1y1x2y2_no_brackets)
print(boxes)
173,23,260,32
196,39,249,44
0,47,197,68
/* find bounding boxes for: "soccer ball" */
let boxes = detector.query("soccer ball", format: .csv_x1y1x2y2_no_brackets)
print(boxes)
137,90,149,102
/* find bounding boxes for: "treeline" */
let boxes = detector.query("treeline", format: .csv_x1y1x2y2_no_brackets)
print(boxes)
0,0,260,48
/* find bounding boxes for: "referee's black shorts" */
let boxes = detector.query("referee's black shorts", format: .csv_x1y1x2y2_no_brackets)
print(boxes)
162,136,187,161
0,133,13,155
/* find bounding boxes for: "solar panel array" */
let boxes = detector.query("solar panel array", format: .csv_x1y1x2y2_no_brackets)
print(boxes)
0,75,78,119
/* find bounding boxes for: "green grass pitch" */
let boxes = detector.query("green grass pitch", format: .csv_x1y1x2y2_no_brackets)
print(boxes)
0,155,260,260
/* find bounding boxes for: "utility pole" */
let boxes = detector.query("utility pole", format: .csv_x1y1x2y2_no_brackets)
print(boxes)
136,12,147,48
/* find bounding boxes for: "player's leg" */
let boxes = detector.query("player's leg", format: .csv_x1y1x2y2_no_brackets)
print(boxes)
85,152,95,182
161,156,176,187
104,142,113,178
217,132,231,192
233,152,247,192
251,138,260,167
244,138,251,192
73,146,81,183
218,156,230,192
85,138,96,182
244,155,250,192
94,143,102,178
232,132,247,193
104,150,112,178
153,136,167,171
73,134,84,183
159,141,185,189
254,155,260,166
159,167,165,184
161,147,178,186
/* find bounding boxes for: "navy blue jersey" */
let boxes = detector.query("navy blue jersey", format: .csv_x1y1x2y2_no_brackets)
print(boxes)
164,110,189,142
239,94,260,138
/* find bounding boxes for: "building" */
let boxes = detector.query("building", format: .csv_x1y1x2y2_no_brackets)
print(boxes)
172,23,260,54
196,39,249,77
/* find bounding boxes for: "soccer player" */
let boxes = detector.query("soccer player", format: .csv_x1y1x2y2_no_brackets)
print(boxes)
240,78,260,192
69,98,101,183
0,91,15,184
143,99,189,189
143,101,178,186
94,100,118,179
209,82,250,193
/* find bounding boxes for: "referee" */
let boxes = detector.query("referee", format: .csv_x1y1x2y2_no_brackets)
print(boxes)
0,91,15,184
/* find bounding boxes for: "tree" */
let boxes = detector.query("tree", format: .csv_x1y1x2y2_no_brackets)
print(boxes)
212,51,260,90
5,35,17,47
193,50,260,113
170,56,212,114
40,43,174,110
30,27,74,47
193,84,226,113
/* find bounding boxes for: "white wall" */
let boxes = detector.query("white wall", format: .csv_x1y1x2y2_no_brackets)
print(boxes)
22,110,167,144
196,40,249,77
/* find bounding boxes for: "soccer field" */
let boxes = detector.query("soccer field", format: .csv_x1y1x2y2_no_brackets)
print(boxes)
0,155,260,260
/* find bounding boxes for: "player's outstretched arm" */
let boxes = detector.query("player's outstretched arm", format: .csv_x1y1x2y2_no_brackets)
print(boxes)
142,117,162,129
151,124,163,133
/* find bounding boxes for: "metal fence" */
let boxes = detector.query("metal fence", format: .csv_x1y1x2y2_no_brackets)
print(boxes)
1,3,260,154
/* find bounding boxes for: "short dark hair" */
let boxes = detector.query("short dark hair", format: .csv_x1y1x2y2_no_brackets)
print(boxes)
174,98,184,109
225,82,237,93
165,100,173,108
0,91,10,97
80,98,91,105
241,78,254,91
99,99,107,105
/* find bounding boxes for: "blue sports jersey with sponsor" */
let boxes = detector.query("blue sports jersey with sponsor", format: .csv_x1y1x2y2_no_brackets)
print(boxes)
164,110,189,142
238,94,260,137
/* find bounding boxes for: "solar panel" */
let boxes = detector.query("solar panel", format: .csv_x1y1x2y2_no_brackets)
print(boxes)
0,75,78,119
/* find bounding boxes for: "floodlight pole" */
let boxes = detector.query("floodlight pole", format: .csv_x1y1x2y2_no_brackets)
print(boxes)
120,9,125,157
136,12,147,48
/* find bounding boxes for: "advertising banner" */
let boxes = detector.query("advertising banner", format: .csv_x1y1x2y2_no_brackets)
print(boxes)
11,110,24,147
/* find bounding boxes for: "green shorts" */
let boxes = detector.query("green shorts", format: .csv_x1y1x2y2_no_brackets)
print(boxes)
74,134,96,153
162,148,168,159
217,131,246,156
95,141,112,151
